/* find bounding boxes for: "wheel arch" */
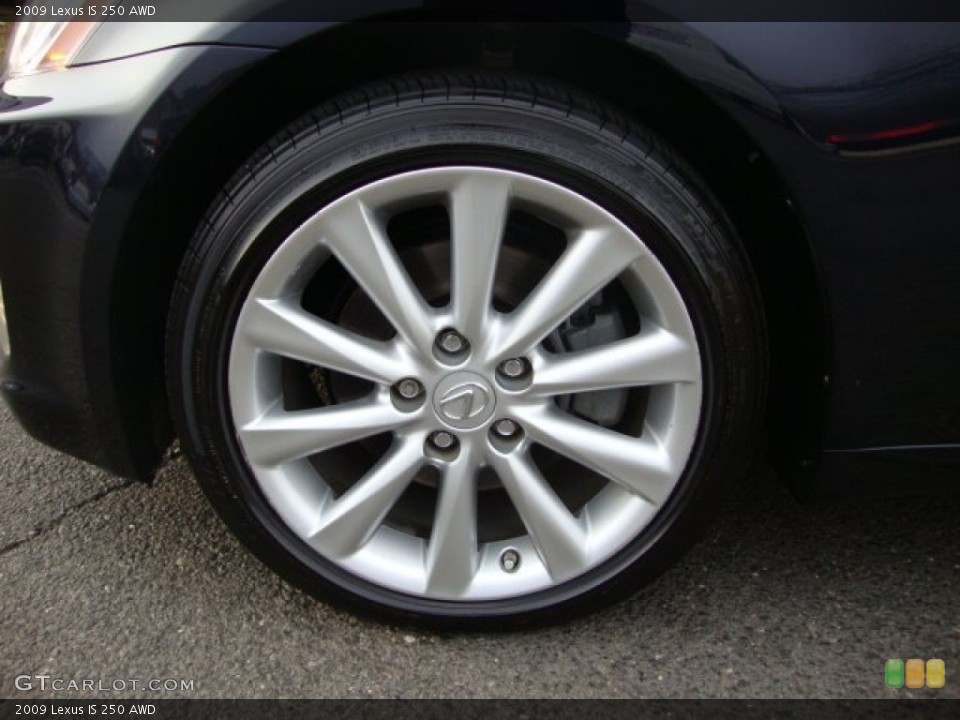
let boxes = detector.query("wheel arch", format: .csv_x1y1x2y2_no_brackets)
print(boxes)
115,19,828,481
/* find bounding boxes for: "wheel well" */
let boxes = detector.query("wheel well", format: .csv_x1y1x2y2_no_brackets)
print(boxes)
118,20,826,479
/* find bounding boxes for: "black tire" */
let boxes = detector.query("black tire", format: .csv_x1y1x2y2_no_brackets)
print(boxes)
166,70,767,628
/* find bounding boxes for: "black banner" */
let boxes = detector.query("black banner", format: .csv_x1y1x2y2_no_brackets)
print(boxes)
2,0,960,22
2,700,960,720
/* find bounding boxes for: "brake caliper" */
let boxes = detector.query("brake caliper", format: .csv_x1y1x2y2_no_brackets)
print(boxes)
551,292,629,427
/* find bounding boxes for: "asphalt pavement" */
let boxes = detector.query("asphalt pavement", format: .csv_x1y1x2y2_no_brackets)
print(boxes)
2,402,958,699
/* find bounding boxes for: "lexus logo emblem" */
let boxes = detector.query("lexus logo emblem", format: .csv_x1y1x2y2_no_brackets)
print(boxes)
432,372,497,429
438,383,490,421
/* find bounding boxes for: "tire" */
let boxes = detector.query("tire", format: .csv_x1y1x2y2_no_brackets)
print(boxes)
166,70,767,628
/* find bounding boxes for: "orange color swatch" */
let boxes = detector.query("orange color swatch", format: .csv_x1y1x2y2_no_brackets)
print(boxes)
905,659,925,688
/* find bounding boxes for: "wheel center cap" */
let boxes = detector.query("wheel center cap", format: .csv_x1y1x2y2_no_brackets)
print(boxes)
432,372,497,430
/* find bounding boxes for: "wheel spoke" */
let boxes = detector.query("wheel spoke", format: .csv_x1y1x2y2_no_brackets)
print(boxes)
240,297,412,384
495,226,646,358
532,323,699,396
449,173,512,340
309,434,425,557
512,405,676,505
486,449,588,581
239,398,407,467
425,442,479,596
318,198,436,356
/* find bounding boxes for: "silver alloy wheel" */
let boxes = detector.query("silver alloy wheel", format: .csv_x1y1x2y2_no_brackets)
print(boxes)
228,166,702,601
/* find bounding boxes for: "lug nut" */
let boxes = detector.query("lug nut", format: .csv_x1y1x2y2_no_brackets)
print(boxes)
429,431,456,450
493,419,519,438
437,329,467,354
500,548,521,573
394,378,423,399
499,357,528,378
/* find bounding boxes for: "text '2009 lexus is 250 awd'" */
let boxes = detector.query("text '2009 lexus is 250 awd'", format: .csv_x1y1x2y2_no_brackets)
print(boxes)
1,15,958,626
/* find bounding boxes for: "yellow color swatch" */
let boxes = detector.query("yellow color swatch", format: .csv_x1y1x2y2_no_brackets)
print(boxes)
905,659,925,688
926,659,945,688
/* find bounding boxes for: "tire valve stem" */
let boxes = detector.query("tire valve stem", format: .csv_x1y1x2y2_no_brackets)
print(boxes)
500,548,521,573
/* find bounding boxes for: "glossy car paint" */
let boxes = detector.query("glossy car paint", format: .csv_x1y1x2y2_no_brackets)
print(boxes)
0,44,273,475
0,14,958,493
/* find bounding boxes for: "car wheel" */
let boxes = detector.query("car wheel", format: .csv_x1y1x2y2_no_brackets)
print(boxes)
166,71,766,627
